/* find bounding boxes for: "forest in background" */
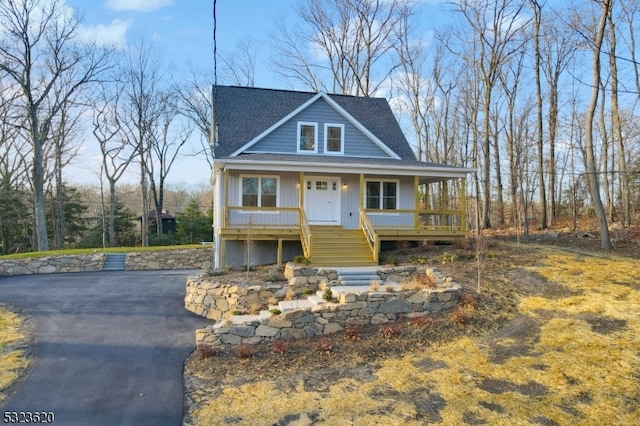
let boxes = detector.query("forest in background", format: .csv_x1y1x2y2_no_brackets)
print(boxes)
1,0,639,254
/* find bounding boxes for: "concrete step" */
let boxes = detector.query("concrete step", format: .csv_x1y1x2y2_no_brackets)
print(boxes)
102,253,127,271
337,270,381,286
278,299,315,311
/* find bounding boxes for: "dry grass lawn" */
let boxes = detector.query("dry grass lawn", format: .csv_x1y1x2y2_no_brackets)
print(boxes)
0,305,32,406
186,239,640,425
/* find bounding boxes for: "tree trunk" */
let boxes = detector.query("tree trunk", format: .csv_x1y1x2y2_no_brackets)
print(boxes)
584,0,612,250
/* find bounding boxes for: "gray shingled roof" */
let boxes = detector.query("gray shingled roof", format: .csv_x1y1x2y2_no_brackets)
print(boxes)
213,85,417,160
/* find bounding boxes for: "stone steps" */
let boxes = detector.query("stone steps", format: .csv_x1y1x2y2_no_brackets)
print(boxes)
102,253,127,271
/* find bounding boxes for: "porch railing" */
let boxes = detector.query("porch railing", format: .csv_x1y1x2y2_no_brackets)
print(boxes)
359,208,379,263
299,209,312,259
365,208,465,230
224,206,301,228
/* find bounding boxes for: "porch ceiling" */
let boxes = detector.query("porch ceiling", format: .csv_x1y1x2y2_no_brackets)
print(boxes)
213,153,474,180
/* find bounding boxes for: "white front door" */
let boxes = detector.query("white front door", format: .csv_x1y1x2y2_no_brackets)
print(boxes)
304,176,341,225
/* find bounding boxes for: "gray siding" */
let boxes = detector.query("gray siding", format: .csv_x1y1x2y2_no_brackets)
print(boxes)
247,98,392,158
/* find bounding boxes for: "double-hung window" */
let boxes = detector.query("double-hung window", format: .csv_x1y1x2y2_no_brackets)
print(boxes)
365,180,398,210
241,176,278,207
324,123,344,154
297,122,317,153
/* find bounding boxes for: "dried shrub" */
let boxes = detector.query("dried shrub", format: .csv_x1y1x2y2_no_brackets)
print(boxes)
344,324,364,342
411,273,436,289
248,303,263,314
450,306,468,325
313,336,334,355
285,289,296,301
197,343,219,359
369,280,380,292
267,296,279,306
408,314,433,329
385,285,395,293
233,343,256,359
459,292,478,309
379,322,404,341
271,339,289,356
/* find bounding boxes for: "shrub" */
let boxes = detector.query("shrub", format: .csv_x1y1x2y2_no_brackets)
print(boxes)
408,314,433,329
450,306,468,325
379,322,404,341
206,268,227,277
303,288,314,295
271,339,289,356
233,343,256,359
385,285,395,293
322,287,333,302
411,273,436,289
459,292,478,309
344,324,364,342
267,297,279,306
285,289,296,301
313,336,334,355
197,343,219,359
293,255,311,265
386,256,400,266
269,308,281,315
440,252,456,264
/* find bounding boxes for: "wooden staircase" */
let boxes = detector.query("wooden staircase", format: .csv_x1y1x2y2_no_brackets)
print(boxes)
308,226,377,266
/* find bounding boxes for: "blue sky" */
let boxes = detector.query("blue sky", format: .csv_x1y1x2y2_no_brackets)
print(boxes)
67,0,298,88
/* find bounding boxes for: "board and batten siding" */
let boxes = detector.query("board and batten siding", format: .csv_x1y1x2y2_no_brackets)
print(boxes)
246,98,392,158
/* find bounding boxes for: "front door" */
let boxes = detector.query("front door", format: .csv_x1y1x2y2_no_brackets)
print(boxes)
304,176,341,225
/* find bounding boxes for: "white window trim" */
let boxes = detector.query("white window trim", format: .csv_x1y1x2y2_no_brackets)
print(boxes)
296,121,318,154
239,175,280,212
323,123,344,155
364,178,400,213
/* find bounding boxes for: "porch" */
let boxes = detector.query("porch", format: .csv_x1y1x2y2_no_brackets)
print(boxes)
218,203,468,266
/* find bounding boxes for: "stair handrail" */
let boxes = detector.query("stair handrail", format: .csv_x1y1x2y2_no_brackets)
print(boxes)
299,208,312,259
359,208,379,263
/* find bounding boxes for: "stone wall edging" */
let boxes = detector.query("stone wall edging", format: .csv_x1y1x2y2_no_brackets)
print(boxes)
191,263,462,351
0,247,212,276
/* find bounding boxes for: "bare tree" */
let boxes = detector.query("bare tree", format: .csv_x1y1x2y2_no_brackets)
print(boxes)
272,0,412,95
219,36,258,87
174,70,214,165
583,0,612,249
92,81,136,247
449,0,530,229
0,0,111,251
146,92,194,235
120,37,166,246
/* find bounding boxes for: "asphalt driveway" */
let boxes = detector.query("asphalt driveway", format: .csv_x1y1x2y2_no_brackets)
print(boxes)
0,270,210,426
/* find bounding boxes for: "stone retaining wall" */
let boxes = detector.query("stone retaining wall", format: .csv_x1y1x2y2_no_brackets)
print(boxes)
195,283,461,350
191,263,462,351
0,247,212,276
0,254,106,275
126,248,212,271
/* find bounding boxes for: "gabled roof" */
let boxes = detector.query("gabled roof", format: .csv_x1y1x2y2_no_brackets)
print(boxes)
212,86,416,160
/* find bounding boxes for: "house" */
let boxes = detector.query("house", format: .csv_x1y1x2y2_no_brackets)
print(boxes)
211,86,474,268
139,210,177,234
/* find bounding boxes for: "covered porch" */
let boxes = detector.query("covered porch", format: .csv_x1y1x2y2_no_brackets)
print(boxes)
213,159,472,267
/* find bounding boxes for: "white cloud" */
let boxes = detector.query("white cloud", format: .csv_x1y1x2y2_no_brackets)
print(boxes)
105,0,173,12
77,19,132,48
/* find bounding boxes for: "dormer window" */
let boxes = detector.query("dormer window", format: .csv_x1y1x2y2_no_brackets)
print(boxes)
324,124,344,154
297,122,317,153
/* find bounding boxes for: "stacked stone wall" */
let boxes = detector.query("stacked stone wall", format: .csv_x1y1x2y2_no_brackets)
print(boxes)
191,263,462,351
0,247,212,276
126,248,211,270
195,284,461,350
0,254,106,275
